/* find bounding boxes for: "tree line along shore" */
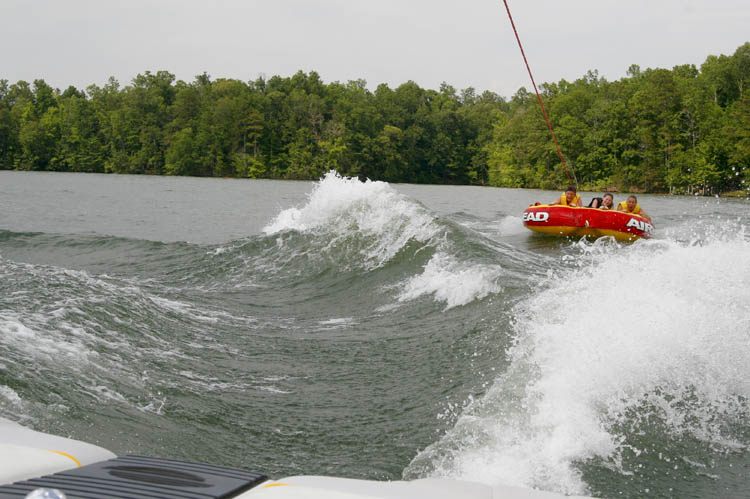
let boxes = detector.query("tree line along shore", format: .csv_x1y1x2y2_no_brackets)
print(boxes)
1,43,748,195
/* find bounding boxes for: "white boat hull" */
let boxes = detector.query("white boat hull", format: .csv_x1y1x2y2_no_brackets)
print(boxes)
0,417,593,499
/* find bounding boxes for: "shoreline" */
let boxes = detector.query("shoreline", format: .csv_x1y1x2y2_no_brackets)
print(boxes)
3,169,748,199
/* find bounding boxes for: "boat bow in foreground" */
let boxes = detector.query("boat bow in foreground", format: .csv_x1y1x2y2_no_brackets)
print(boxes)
0,417,594,498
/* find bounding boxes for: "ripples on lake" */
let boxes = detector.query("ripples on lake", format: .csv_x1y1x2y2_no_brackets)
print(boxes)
1,171,749,498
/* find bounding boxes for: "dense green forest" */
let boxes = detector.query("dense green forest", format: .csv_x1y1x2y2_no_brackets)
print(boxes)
1,43,748,194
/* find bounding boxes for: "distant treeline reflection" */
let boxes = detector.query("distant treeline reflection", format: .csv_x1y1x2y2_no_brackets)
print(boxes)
1,43,748,194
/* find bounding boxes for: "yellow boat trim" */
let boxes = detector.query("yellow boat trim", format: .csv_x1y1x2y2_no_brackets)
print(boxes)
263,483,291,488
47,449,82,467
525,225,641,242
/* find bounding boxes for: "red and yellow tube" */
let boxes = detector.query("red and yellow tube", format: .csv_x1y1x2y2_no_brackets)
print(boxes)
522,205,654,241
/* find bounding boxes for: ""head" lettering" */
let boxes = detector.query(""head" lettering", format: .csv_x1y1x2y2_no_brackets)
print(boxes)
523,212,550,223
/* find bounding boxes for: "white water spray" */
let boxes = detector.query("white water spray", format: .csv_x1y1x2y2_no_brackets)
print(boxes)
407,233,750,494
263,171,439,269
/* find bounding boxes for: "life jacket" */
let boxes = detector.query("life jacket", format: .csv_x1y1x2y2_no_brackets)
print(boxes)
559,193,582,206
618,201,641,214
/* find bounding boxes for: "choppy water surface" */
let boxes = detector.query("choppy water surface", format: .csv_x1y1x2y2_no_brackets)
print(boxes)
1,171,749,498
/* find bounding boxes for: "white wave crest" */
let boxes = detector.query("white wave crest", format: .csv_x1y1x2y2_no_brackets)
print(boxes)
0,385,22,404
398,252,503,309
407,234,750,494
263,171,440,268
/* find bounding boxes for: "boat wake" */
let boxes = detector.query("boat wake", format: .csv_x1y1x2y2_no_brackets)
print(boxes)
5,171,747,494
405,231,750,495
257,171,512,310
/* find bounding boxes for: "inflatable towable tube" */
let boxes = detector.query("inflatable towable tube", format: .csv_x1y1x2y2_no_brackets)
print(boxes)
522,204,654,241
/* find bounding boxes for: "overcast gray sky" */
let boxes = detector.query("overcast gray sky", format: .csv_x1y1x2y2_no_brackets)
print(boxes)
1,0,748,98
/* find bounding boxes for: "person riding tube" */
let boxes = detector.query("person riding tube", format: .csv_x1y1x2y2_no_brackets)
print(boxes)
596,193,614,210
616,195,651,221
588,196,603,208
552,185,582,207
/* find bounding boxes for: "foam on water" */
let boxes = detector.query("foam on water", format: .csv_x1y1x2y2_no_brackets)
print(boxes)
398,252,503,310
0,386,22,405
261,172,509,310
0,255,246,423
263,171,440,269
0,314,95,364
406,231,750,494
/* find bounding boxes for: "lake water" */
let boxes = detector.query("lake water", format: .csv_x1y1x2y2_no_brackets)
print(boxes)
1,170,749,498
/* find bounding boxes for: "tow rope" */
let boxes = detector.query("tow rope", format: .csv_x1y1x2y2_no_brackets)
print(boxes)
501,0,576,188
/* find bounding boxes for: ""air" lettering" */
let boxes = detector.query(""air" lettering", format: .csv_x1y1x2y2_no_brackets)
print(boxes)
626,218,654,232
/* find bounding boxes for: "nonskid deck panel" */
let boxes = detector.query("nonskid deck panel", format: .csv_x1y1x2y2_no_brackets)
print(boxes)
0,454,267,499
